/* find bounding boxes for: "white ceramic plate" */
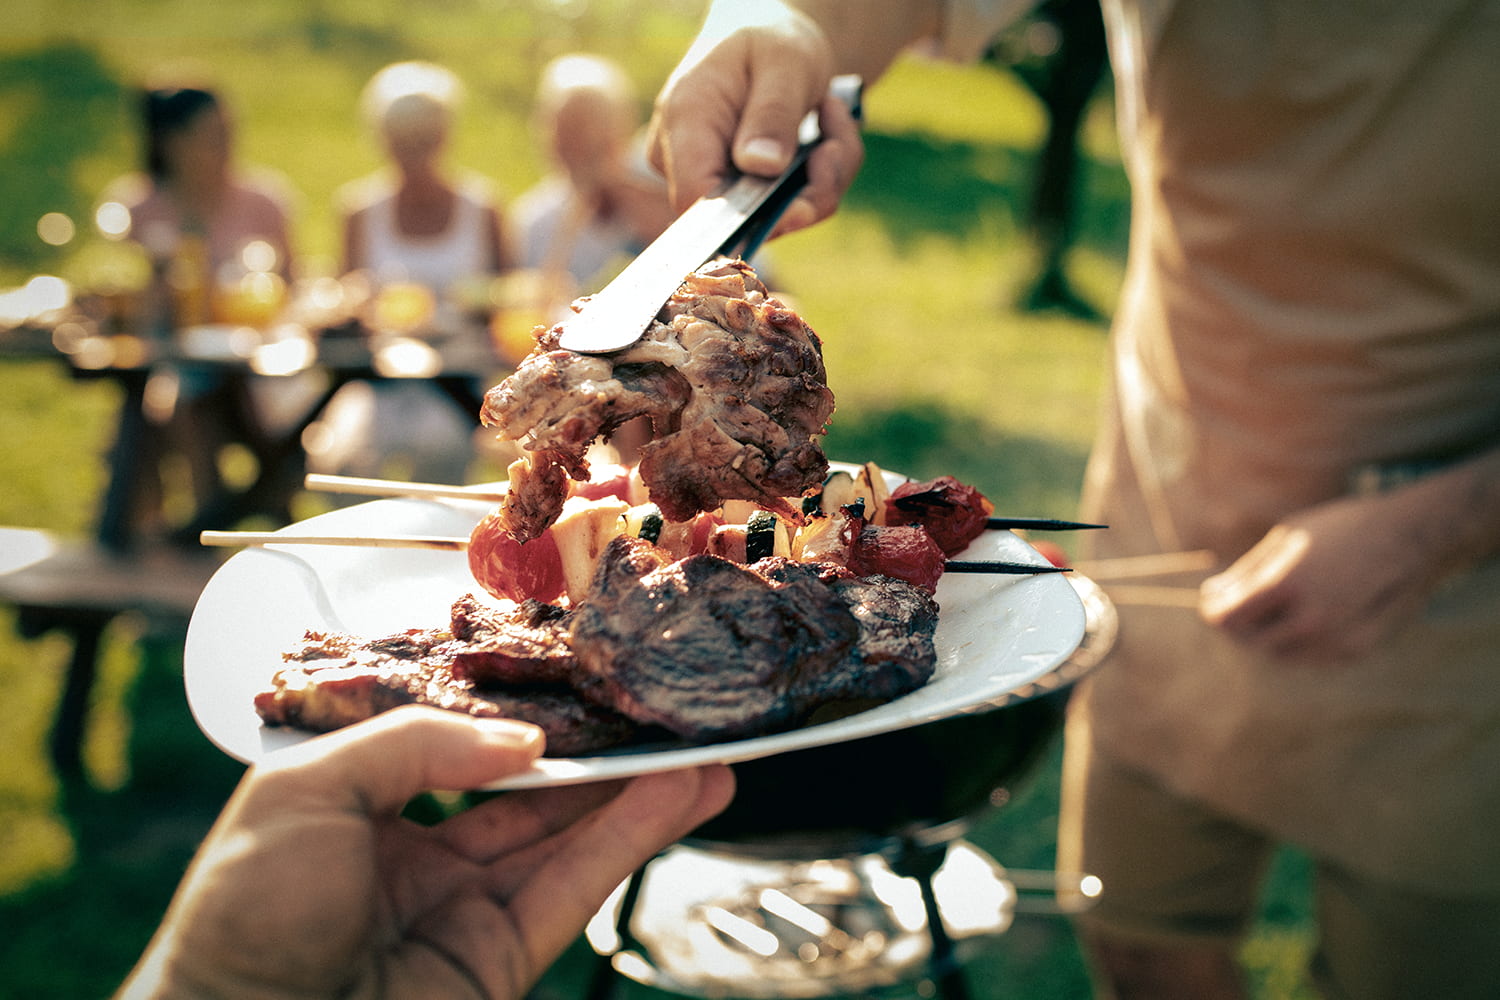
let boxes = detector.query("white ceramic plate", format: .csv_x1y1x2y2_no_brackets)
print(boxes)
185,477,1086,789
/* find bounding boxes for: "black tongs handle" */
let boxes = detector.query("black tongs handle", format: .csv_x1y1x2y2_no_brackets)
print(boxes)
720,74,864,261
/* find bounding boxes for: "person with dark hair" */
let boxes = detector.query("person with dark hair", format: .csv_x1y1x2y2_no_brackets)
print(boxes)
99,76,300,535
114,82,295,289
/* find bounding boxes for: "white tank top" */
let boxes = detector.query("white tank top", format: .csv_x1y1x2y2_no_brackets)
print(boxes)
361,183,493,292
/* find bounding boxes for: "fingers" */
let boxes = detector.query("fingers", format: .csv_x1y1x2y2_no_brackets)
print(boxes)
648,84,739,211
260,706,545,817
1199,569,1285,636
1199,554,1315,657
504,765,735,971
1200,545,1367,662
772,92,865,237
730,60,828,178
1199,525,1305,628
438,779,631,863
649,11,834,212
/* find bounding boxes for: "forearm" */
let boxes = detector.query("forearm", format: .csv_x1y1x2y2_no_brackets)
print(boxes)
781,0,945,82
694,0,942,86
1396,445,1500,575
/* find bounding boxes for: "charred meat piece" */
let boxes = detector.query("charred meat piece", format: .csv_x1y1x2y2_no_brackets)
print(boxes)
481,257,835,540
820,574,942,701
567,536,935,744
448,593,577,686
484,352,691,465
258,544,939,755
493,451,575,551
753,557,941,704
256,608,636,757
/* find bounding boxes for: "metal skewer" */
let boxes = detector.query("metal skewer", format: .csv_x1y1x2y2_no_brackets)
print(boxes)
943,560,1071,575
986,517,1106,531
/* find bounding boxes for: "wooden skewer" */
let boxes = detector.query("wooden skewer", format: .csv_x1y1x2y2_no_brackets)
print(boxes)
199,531,469,551
1070,549,1217,581
1098,584,1203,608
201,530,1071,575
304,474,1104,536
303,473,506,503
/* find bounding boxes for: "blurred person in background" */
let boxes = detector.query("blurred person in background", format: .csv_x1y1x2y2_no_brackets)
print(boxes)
505,52,678,464
507,52,675,306
101,78,300,535
646,2,1500,998
320,60,507,486
107,83,295,284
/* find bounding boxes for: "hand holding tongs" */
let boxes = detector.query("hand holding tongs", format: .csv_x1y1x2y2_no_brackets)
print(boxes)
556,75,864,355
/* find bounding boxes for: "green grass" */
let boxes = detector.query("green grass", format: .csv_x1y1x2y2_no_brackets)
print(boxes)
0,3,1314,997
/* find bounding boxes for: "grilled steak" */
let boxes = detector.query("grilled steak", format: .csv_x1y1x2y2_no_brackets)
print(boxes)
820,573,944,702
256,599,638,756
481,256,835,540
566,537,938,743
257,541,939,754
568,537,862,742
448,594,577,686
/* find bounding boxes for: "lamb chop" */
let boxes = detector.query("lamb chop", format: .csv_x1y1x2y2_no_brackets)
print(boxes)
481,256,835,540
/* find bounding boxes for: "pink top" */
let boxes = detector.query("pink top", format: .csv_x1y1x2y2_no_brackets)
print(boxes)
113,167,295,279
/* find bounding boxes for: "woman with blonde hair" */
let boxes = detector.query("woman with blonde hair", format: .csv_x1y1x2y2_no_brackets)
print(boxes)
327,61,507,485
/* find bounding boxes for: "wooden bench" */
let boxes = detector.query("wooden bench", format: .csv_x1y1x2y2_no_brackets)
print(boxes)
0,528,222,781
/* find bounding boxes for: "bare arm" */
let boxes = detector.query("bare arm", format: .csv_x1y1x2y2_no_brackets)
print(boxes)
483,203,509,274
780,0,945,83
339,207,365,275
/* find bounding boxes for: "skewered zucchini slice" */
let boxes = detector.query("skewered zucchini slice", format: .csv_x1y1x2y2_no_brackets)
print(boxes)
621,503,665,544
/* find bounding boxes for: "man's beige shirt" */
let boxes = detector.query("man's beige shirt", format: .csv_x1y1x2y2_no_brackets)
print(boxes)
1055,0,1500,894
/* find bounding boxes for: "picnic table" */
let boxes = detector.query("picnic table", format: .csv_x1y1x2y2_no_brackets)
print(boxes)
0,285,507,779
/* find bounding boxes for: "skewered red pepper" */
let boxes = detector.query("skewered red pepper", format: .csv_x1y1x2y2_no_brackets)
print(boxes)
885,475,995,556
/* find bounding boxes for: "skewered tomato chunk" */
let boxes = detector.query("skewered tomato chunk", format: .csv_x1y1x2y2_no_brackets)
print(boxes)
848,523,947,593
468,509,567,605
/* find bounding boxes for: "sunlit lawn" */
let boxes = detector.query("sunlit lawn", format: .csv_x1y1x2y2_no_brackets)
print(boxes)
0,2,1314,997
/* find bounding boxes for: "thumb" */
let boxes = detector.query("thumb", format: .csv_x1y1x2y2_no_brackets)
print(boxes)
263,706,546,815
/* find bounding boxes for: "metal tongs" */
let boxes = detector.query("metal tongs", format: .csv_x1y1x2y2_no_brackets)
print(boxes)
556,75,864,355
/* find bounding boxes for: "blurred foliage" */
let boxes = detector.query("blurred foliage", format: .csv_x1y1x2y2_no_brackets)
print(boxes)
0,43,125,270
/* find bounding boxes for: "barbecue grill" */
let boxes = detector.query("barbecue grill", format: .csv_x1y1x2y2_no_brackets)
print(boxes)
584,575,1116,999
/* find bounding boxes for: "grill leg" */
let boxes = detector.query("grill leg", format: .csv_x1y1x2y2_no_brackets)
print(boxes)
16,607,114,784
585,864,648,1000
893,841,973,1000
